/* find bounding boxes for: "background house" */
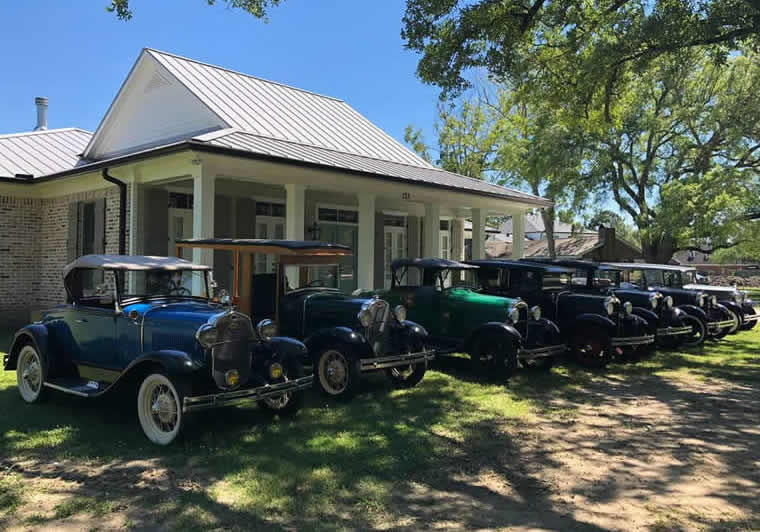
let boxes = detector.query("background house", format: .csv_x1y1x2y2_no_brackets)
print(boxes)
0,49,550,326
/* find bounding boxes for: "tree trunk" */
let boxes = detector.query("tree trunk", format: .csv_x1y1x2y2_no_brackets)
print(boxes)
541,208,556,258
640,234,676,263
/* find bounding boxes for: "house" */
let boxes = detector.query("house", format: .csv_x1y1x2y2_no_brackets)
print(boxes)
0,49,550,326
501,212,595,241
486,227,641,261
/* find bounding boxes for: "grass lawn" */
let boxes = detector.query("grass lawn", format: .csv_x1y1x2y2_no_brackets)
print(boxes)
1,326,759,531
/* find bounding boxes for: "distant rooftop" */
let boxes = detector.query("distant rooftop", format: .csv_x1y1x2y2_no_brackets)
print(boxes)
0,128,92,178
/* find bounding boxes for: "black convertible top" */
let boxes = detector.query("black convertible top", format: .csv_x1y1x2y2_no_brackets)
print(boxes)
466,259,574,274
391,257,479,270
176,238,352,254
523,258,622,272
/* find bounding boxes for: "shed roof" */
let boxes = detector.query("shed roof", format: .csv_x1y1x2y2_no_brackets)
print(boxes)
0,128,92,178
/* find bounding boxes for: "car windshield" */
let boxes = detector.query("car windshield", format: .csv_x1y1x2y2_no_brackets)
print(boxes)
285,264,340,292
119,269,209,302
682,270,698,284
543,272,572,289
592,268,620,289
448,268,479,290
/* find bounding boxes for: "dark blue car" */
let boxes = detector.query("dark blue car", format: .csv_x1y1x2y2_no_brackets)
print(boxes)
3,255,312,445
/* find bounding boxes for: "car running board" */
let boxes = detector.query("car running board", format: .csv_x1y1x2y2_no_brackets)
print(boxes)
44,377,111,398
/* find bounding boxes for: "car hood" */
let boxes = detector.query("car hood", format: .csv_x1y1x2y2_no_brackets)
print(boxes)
683,284,737,296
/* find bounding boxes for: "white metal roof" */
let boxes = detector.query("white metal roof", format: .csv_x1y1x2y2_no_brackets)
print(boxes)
194,129,552,206
0,128,92,178
146,49,433,168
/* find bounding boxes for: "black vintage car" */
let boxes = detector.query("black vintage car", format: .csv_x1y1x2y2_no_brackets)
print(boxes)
466,260,655,367
177,239,434,398
528,259,700,347
358,258,567,377
3,255,312,445
605,263,738,340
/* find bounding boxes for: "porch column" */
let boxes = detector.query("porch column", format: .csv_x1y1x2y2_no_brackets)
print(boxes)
192,171,215,267
471,208,486,260
452,216,466,261
512,211,525,259
423,203,440,257
357,193,376,289
285,184,306,283
128,180,142,256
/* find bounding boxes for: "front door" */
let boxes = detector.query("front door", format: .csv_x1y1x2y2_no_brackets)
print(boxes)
384,227,406,289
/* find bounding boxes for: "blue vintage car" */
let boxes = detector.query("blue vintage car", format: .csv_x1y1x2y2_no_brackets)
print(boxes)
3,255,312,445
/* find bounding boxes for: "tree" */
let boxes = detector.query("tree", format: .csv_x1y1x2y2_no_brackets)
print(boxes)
585,49,760,262
586,209,639,245
402,0,760,117
107,0,282,20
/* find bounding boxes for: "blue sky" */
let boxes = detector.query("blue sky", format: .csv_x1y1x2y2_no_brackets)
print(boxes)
0,0,440,148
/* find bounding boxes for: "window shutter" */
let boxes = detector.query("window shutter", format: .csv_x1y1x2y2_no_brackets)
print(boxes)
67,202,79,261
94,198,106,254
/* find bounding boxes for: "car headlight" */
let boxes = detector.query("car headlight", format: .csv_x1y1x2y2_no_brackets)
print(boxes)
393,304,407,323
508,304,520,323
530,305,541,321
648,294,658,310
624,301,633,315
256,319,277,341
268,362,283,380
734,292,744,304
196,324,219,348
696,293,706,307
664,296,674,309
603,296,616,316
710,295,718,307
358,299,380,327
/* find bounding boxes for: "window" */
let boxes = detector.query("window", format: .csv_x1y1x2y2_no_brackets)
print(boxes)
542,272,571,289
67,268,113,307
168,192,193,209
256,201,286,217
67,199,105,261
120,269,209,302
393,266,424,288
439,220,450,231
478,268,502,290
318,206,359,225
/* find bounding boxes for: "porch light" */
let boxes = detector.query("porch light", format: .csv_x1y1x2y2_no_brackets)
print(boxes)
307,221,321,240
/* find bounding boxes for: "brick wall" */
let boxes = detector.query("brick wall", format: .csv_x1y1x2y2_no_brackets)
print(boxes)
0,185,129,328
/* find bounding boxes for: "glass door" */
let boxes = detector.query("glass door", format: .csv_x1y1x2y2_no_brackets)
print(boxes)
255,217,285,274
384,227,406,289
168,208,193,259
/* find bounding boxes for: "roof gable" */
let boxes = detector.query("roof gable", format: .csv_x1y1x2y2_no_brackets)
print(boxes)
83,50,226,160
0,128,92,178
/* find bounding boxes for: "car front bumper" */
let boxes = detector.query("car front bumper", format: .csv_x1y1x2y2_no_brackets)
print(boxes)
519,344,568,360
707,319,738,333
360,349,435,371
656,325,693,337
183,375,313,413
610,334,656,347
743,312,760,323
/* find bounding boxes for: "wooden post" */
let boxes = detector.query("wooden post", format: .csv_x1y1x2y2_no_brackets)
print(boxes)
240,252,252,316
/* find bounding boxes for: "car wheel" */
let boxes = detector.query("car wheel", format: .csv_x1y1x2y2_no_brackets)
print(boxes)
710,309,733,340
725,309,741,335
740,319,757,331
680,315,707,347
471,338,518,379
260,357,305,415
315,348,360,398
16,344,47,403
386,360,427,388
525,356,555,371
137,373,184,446
571,328,611,369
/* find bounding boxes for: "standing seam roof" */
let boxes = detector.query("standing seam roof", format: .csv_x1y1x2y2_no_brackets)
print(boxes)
0,128,92,178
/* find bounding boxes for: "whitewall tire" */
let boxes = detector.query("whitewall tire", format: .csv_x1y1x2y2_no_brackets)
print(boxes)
16,345,46,403
137,373,184,446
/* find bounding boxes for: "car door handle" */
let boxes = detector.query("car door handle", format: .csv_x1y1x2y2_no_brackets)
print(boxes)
75,319,88,323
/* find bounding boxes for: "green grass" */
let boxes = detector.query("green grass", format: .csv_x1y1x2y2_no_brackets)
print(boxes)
1,327,759,529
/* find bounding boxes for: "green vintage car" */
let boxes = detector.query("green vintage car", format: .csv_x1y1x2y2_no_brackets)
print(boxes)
356,258,566,376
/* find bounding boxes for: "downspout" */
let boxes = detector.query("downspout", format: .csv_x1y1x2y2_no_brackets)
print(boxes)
102,168,127,255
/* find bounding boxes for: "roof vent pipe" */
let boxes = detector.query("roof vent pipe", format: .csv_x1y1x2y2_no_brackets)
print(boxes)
34,97,48,131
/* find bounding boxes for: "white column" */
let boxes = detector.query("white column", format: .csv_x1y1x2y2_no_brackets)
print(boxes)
192,171,215,267
285,184,306,285
452,216,466,261
471,208,486,260
357,193,376,289
423,203,441,257
128,180,141,256
512,211,525,259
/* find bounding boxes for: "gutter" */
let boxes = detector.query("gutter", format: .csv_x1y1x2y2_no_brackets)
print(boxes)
102,168,127,255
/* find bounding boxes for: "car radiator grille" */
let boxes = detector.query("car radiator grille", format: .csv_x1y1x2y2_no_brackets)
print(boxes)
211,311,254,390
365,300,391,356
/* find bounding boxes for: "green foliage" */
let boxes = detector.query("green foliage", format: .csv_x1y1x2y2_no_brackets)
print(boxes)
402,0,760,115
586,210,639,244
107,0,283,20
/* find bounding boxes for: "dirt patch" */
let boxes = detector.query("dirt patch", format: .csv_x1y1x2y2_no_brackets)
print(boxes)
2,372,759,531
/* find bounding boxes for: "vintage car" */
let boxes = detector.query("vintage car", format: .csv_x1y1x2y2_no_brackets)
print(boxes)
176,239,434,398
605,263,739,339
2,255,312,445
466,260,655,367
355,258,567,376
528,259,700,347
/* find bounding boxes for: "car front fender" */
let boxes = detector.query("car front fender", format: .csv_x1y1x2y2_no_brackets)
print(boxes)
304,326,372,361
574,313,617,332
721,300,743,318
463,322,521,354
124,350,201,379
5,324,49,372
257,336,309,365
632,307,659,328
676,305,708,323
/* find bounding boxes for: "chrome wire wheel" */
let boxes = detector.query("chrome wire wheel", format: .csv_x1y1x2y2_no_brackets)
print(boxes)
725,309,741,335
263,373,291,410
318,350,349,395
137,374,182,446
17,345,43,403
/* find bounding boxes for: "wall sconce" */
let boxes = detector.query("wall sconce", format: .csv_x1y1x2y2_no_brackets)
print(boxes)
307,221,321,240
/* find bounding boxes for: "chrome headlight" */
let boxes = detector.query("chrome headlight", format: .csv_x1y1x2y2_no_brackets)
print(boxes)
648,294,658,310
256,319,277,341
623,301,633,315
358,299,380,327
195,324,219,348
710,295,718,307
664,296,674,309
734,292,744,304
696,293,706,307
508,304,520,323
393,304,407,323
603,296,616,316
530,305,542,321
